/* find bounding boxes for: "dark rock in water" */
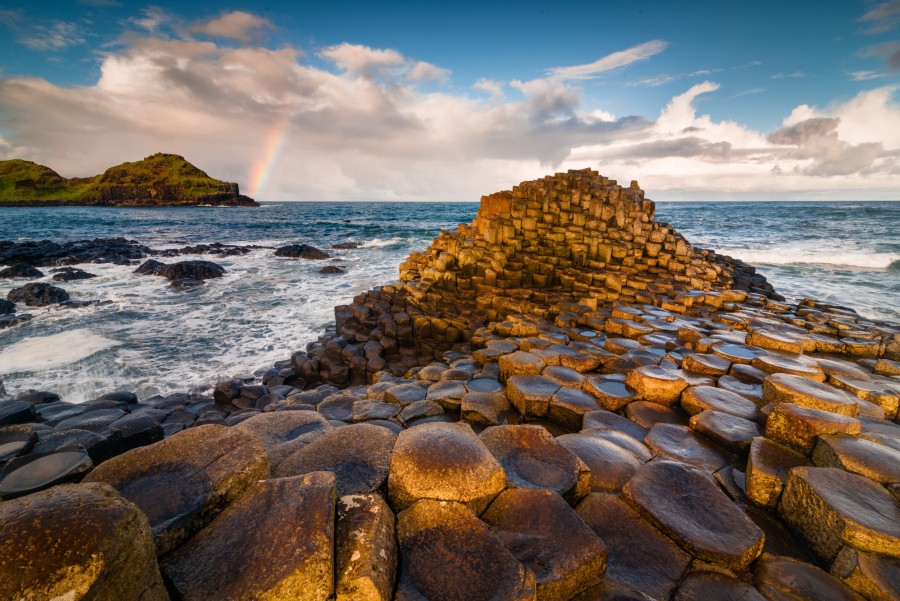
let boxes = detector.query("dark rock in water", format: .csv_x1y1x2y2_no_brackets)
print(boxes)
158,260,225,281
275,243,330,260
55,408,126,433
7,282,69,306
178,242,253,257
83,424,269,555
0,482,168,600
0,378,5,398
31,428,114,463
0,263,43,278
0,400,37,426
332,242,359,249
134,259,166,275
0,313,31,328
0,237,153,267
0,425,38,463
213,379,244,404
161,471,337,601
50,267,96,281
0,299,14,315
60,299,109,309
97,391,138,405
15,390,61,404
0,448,93,499
109,414,164,452
170,278,204,290
320,265,345,274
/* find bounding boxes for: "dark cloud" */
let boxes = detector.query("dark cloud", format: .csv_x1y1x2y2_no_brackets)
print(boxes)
768,117,885,176
861,41,900,70
859,0,900,34
767,117,839,145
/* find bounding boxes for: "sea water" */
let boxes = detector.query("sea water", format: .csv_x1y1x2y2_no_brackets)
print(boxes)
0,201,896,403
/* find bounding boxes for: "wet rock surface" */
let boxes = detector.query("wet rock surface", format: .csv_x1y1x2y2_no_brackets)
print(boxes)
3,169,900,599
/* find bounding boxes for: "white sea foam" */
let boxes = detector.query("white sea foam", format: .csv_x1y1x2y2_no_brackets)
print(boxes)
0,330,120,374
724,248,899,269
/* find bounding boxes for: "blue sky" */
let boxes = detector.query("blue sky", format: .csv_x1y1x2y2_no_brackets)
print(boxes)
0,0,898,200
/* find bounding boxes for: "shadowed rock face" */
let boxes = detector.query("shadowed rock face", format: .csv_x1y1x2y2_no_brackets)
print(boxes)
0,482,167,601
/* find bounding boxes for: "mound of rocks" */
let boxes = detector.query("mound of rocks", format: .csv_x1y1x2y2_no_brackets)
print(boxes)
275,243,330,259
6,282,69,306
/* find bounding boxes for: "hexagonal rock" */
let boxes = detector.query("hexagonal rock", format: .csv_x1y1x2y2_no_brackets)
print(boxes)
388,422,505,514
583,375,637,412
336,493,397,601
622,460,765,570
765,403,861,455
745,437,810,510
0,482,167,601
499,351,546,381
234,410,332,470
549,387,599,431
0,448,93,499
506,374,561,418
161,472,335,600
747,328,805,353
625,401,688,430
754,555,866,601
582,409,648,441
576,493,690,600
778,466,900,562
396,500,535,601
581,429,653,462
83,424,269,555
752,353,826,381
680,385,760,420
461,392,509,427
384,383,428,407
688,410,761,454
274,423,397,497
717,375,764,404
481,424,590,504
625,365,688,406
710,343,759,365
812,433,900,485
644,423,733,472
682,353,733,376
482,488,607,600
672,571,767,601
557,434,641,493
425,380,468,410
763,373,859,417
831,546,900,601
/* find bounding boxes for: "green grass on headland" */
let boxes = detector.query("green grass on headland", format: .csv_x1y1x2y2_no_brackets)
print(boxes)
0,153,245,204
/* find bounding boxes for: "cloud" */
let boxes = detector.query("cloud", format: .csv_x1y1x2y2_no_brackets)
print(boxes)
127,6,168,33
0,11,899,202
731,87,765,98
191,11,273,43
861,40,900,70
772,71,809,79
19,20,86,51
848,70,888,80
547,40,668,81
859,0,900,34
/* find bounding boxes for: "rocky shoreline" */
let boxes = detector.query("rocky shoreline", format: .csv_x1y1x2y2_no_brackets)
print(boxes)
1,169,899,600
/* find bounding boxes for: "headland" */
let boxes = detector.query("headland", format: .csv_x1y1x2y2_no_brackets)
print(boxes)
0,153,258,207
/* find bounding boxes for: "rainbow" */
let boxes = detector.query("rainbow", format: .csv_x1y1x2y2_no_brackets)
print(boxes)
248,114,292,200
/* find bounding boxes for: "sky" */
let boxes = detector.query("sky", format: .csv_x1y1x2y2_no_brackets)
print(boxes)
0,1,899,201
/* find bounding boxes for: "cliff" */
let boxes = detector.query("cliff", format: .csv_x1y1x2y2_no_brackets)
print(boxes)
0,153,258,207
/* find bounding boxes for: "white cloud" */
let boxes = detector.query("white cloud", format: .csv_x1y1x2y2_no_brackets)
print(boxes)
0,14,898,202
19,20,85,51
191,11,273,43
848,70,887,81
548,40,668,81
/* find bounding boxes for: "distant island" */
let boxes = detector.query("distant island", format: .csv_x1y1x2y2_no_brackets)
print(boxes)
0,153,258,207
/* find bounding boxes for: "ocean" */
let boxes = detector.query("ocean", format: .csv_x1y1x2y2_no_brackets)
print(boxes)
0,201,897,403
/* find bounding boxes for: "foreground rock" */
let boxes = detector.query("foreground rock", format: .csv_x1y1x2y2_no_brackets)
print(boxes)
0,482,167,600
388,422,505,513
275,244,330,259
396,499,535,601
7,282,69,306
83,424,269,554
0,263,43,278
336,492,398,601
161,472,336,601
623,460,765,570
482,488,607,599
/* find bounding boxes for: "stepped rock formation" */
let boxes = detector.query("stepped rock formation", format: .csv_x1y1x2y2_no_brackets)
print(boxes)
305,169,775,387
2,168,900,600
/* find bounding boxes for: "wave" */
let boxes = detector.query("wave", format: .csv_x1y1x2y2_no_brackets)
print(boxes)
0,330,120,375
360,237,412,248
725,248,900,270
